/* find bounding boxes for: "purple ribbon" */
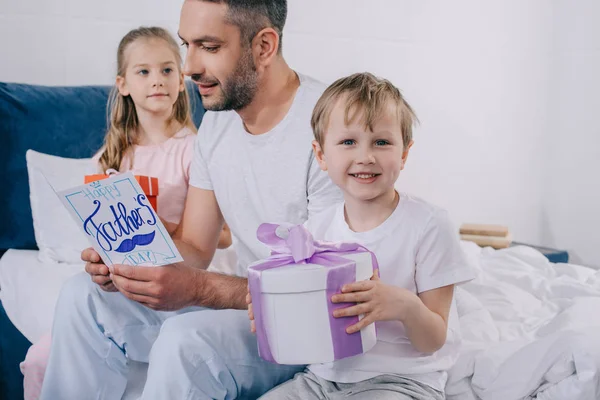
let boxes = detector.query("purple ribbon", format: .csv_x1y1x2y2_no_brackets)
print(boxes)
248,223,378,364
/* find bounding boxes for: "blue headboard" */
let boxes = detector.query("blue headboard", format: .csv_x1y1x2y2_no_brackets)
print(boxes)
0,81,204,254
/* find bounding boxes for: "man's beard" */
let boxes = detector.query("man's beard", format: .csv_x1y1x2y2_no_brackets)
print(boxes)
203,49,258,112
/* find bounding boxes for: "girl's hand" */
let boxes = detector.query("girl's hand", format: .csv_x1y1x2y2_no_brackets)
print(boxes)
331,269,419,334
246,287,256,333
160,217,178,236
218,223,232,249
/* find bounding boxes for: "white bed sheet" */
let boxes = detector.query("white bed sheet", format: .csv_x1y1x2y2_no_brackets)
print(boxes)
449,242,600,400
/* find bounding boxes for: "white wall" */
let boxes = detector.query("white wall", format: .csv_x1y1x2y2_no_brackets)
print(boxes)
541,0,600,267
0,0,182,85
285,0,553,249
1,0,597,266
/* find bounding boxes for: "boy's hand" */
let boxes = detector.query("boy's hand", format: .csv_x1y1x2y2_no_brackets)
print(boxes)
331,269,419,334
246,287,256,333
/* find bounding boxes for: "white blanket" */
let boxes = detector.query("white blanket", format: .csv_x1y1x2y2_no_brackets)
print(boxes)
449,243,600,400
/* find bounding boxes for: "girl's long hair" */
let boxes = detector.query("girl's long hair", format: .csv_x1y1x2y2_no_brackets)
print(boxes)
98,26,196,172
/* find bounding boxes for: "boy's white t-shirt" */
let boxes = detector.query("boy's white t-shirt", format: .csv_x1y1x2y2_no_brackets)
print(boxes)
305,193,478,391
189,73,343,275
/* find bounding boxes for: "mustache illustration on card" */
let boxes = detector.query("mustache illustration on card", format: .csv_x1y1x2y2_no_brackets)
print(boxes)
51,171,183,267
115,231,156,253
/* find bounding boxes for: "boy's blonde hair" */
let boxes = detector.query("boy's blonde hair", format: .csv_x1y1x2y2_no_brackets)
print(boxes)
98,26,196,173
311,72,417,149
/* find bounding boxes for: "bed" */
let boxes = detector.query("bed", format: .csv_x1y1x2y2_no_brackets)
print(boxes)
2,241,599,399
448,242,600,399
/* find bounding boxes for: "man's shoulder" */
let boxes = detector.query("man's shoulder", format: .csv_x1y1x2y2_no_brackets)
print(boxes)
296,73,327,106
298,73,327,94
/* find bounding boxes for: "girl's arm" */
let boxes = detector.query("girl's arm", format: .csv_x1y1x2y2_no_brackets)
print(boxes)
160,217,179,236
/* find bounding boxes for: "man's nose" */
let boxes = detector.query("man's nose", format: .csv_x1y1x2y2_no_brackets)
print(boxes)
182,46,205,78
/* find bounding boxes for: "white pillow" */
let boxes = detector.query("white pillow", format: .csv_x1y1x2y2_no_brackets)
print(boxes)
26,150,97,264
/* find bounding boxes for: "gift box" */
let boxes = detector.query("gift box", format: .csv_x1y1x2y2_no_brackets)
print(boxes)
84,174,159,211
248,223,378,365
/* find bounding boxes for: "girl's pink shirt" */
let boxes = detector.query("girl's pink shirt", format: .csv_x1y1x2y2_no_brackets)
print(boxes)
118,127,196,224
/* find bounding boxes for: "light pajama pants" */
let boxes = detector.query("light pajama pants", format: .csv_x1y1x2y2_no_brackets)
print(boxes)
39,271,304,400
259,369,445,400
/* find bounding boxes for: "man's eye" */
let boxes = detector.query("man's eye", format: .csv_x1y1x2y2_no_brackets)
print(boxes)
375,140,389,146
341,139,355,146
202,45,219,53
180,41,188,48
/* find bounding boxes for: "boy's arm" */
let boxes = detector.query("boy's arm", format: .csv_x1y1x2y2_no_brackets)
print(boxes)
332,274,454,354
402,285,454,353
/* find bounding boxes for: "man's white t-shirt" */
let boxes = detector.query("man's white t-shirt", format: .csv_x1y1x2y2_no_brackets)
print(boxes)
305,193,478,392
189,73,343,276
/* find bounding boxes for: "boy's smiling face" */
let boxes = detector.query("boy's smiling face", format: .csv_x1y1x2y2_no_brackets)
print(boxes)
313,98,412,203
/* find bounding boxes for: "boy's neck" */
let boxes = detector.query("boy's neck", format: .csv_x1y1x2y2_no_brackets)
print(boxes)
343,189,399,233
237,59,299,135
135,107,180,146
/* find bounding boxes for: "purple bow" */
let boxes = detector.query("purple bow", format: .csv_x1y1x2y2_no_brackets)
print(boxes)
248,223,378,364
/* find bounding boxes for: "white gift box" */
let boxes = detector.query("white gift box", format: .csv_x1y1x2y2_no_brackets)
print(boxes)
248,224,378,365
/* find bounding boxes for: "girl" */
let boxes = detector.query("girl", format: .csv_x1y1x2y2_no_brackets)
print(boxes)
21,26,231,400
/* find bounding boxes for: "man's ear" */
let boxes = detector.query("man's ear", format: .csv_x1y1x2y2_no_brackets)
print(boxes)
252,27,279,72
116,76,129,96
400,140,414,170
312,140,327,171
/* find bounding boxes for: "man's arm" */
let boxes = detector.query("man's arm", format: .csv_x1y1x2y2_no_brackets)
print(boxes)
173,186,247,310
172,186,225,270
110,186,247,311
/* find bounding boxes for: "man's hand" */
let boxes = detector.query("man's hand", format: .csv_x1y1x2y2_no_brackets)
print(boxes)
82,247,117,292
109,262,202,311
331,270,419,334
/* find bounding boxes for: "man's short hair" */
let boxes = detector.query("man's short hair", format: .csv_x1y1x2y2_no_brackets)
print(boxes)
201,0,287,52
311,72,418,148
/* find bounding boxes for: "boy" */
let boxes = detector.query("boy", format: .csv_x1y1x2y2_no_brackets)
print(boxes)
249,72,477,399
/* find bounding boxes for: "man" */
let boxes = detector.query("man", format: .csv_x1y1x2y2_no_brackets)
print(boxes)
40,1,342,399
